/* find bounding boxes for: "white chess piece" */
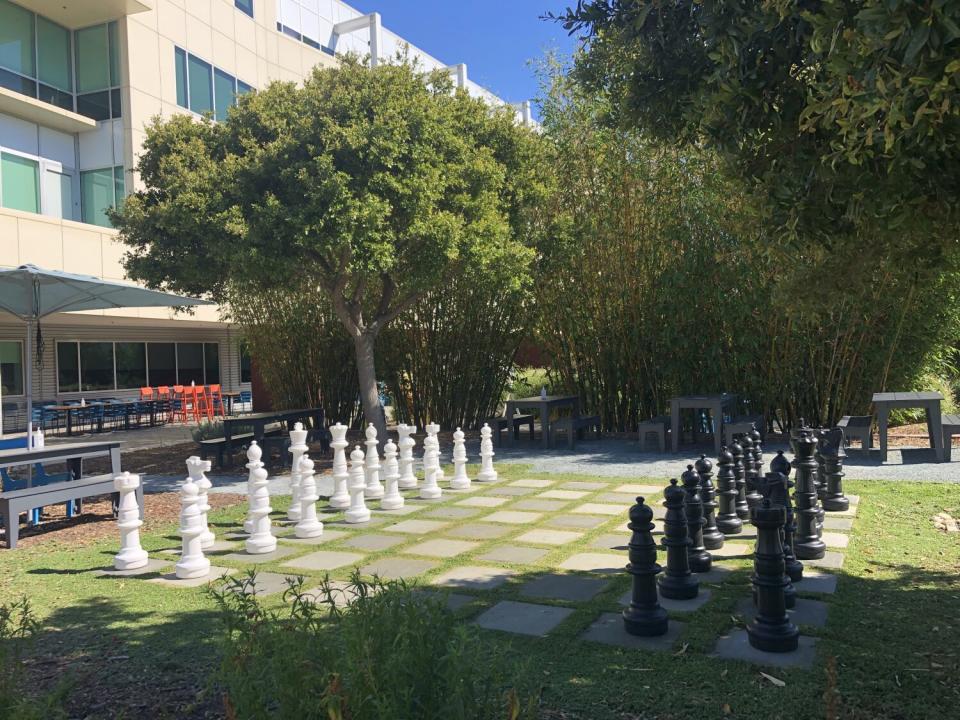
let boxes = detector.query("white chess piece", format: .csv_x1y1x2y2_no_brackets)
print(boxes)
345,445,371,523
295,455,324,538
243,442,264,534
287,422,308,522
477,423,498,482
186,455,216,548
245,465,277,554
380,438,404,510
113,472,148,570
450,427,471,490
397,423,418,489
426,422,445,483
420,433,442,499
176,480,210,579
363,423,385,499
329,422,351,509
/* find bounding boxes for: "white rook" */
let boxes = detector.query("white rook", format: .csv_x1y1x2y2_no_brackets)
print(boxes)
186,455,215,548
380,438,404,510
295,455,324,538
243,442,264,534
287,422,309,522
176,480,210,579
450,427,470,490
113,472,148,571
329,422,351,509
364,423,385,499
245,465,277,554
420,432,442,500
345,445,371,523
397,423,418,489
478,423,498,482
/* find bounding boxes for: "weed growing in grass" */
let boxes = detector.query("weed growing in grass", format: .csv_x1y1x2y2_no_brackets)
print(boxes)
0,597,68,719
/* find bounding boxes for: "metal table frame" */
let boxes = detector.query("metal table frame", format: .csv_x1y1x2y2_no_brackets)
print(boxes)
872,391,944,463
502,395,580,449
670,394,738,455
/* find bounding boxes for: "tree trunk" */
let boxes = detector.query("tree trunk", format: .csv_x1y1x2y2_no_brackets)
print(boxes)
353,331,388,449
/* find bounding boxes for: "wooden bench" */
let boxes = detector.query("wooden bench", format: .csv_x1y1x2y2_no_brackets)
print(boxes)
942,414,960,462
0,474,140,549
486,414,535,447
638,416,669,453
723,415,764,446
550,415,601,449
837,415,872,452
198,432,255,469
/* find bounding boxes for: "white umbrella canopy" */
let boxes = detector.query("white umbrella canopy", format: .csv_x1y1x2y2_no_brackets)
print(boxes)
0,264,211,439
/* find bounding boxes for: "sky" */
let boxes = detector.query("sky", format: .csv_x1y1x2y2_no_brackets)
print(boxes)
348,1,581,116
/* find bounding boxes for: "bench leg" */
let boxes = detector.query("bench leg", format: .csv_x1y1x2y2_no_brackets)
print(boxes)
3,503,18,549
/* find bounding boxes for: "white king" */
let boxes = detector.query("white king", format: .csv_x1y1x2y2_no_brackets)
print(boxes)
380,438,404,510
329,422,351,509
420,432,442,500
112,472,148,571
477,423,498,482
397,423,418,489
287,422,309,522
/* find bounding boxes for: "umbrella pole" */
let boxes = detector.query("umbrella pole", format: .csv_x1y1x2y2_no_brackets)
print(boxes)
26,318,33,446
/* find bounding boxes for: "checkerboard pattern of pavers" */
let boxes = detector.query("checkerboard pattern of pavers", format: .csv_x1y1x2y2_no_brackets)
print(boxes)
100,467,859,670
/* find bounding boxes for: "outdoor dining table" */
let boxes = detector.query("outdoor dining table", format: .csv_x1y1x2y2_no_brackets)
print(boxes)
670,393,738,455
502,395,580,449
47,399,158,436
222,407,327,451
221,391,241,416
872,391,945,463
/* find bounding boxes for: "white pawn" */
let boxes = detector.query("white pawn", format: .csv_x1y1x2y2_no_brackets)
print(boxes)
426,422,445,483
243,441,264,534
380,438,404,510
329,422,351,509
363,423,385,499
420,433,442,499
450,427,471,490
287,422,309,522
186,455,216,548
397,423,418,489
176,480,210,579
295,455,324,538
477,423,498,482
345,445,371,523
113,472,148,570
245,465,277,554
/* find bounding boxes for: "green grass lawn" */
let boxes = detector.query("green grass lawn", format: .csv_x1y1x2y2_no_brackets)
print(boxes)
2,465,958,719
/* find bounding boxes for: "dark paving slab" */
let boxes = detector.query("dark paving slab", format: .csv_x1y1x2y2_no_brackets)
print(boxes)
478,545,549,564
442,522,514,540
223,571,304,597
360,557,439,580
546,514,609,530
520,573,610,602
619,589,713,613
149,566,235,588
95,558,170,577
421,506,482,520
713,629,817,669
281,550,365,571
476,600,574,637
735,597,829,628
581,612,685,651
221,545,299,564
433,565,516,591
794,568,838,594
341,534,407,552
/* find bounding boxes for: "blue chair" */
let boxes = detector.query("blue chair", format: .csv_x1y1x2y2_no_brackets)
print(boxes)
0,437,74,525
239,390,252,412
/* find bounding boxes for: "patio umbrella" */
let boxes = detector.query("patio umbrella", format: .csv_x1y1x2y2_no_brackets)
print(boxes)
0,264,211,439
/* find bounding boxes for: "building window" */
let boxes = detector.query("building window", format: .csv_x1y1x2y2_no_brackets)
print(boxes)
235,0,254,18
80,166,124,228
175,47,253,118
187,53,213,115
79,341,114,391
147,342,176,386
0,0,36,94
204,343,221,384
0,151,40,213
56,342,80,393
37,15,73,110
115,342,147,389
75,21,122,121
0,341,24,396
57,341,222,392
239,342,251,383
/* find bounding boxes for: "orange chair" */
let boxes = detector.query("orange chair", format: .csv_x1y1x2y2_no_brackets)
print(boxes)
189,385,212,422
207,384,225,418
139,387,154,400
171,385,188,424
157,386,173,423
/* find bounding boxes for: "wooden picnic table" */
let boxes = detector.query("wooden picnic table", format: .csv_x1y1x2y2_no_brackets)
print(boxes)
222,407,326,455
872,391,945,462
502,395,580,449
670,393,738,455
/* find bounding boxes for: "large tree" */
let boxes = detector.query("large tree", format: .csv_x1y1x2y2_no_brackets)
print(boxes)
112,57,544,440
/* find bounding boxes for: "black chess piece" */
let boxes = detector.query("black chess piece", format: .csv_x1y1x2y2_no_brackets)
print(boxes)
747,498,800,653
819,428,850,511
757,472,796,609
681,465,712,573
750,427,764,484
792,427,827,560
741,433,763,511
813,430,827,532
622,497,669,637
770,451,803,583
715,446,742,535
731,440,750,520
657,478,699,600
696,454,724,550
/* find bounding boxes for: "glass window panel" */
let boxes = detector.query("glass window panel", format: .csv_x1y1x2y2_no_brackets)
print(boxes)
80,342,114,391
108,21,120,86
176,343,204,385
187,54,212,114
115,342,147,389
237,80,253,96
110,87,122,118
113,166,125,209
204,343,220,384
76,90,111,121
0,0,35,78
213,68,235,121
0,67,36,96
1,153,40,213
80,167,115,227
174,47,187,108
239,342,251,383
235,0,254,18
38,84,73,110
0,341,23,396
57,342,79,393
75,24,110,93
42,168,72,220
37,16,72,91
147,343,176,386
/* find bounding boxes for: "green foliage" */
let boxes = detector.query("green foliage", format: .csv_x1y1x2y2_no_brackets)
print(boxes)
0,598,67,719
210,572,537,720
504,367,553,404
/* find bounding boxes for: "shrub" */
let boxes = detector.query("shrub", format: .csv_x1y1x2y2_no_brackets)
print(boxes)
210,572,537,720
0,598,67,719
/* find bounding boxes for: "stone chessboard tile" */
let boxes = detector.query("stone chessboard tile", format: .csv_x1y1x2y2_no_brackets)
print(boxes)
712,629,817,669
341,534,407,552
279,530,350,546
149,566,235,589
581,613,685,651
455,496,509,508
159,540,237,556
441,522,515,540
515,529,584,546
508,479,555,488
692,565,735,585
96,558,171,577
735,597,829,628
475,600,574,637
381,519,450,535
433,565,516,591
478,545,550,565
846,494,860,506
323,515,389,528
224,526,294,540
360,558,439,581
822,517,854,531
220,545,300,564
557,553,624,574
613,484,664,496
421,506,482,520
537,489,589,500
282,550,365,572
521,573,610,602
406,539,480,559
827,504,858,517
484,486,538,497
302,580,362,607
707,542,753,559
412,590,477,612
372,505,421,516
794,568,838,594
821,532,850,549
224,571,304,597
571,503,624,517
591,534,628,552
594,493,639,506
619,589,713,613
511,499,568,513
803,551,845,569
547,514,609,530
479,510,544,525
560,481,609,491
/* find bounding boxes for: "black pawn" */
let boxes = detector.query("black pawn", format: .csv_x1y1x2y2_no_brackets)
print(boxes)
750,428,764,480
758,472,796,609
820,428,850,511
730,440,750,519
741,434,763,511
770,451,803,583
715,446,742,535
747,498,800,653
696,454,724,550
657,478,699,600
792,428,826,560
681,465,711,573
623,497,669,637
